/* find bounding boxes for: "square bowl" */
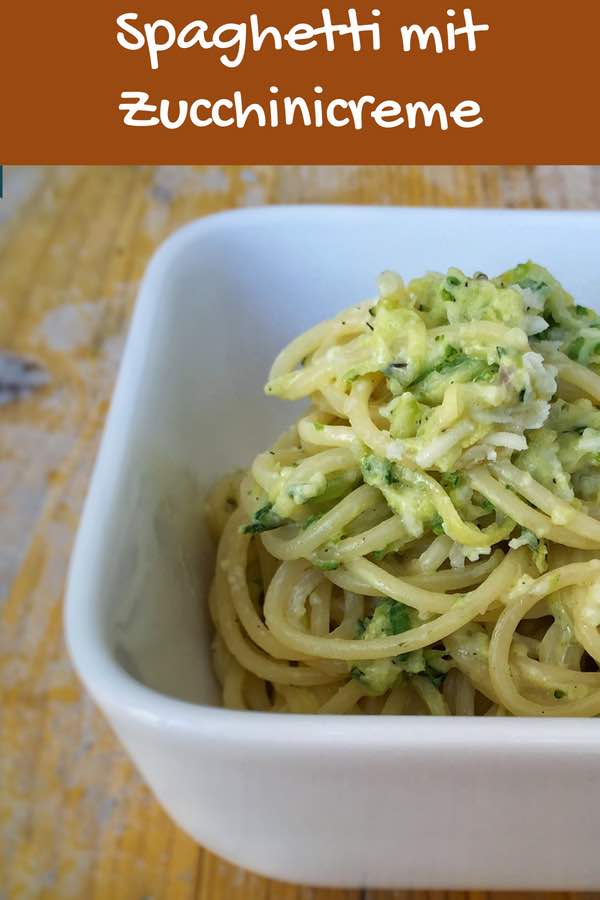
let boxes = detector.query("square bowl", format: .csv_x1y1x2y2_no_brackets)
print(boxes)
66,206,600,890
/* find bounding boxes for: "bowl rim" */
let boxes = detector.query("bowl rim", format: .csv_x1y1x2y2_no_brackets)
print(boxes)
65,204,600,747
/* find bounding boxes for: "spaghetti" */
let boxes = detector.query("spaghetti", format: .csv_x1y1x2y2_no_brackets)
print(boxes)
207,262,600,716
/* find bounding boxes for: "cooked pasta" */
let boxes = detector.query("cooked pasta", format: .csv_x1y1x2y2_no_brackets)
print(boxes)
206,261,600,716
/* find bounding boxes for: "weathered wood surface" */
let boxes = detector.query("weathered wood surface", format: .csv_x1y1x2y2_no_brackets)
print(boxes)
1,165,599,899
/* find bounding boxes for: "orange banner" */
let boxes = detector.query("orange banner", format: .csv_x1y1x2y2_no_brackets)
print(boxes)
2,1,598,163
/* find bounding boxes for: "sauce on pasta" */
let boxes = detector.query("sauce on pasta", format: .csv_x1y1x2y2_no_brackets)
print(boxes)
206,262,600,716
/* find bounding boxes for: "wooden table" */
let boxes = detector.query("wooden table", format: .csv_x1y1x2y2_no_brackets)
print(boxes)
2,165,599,900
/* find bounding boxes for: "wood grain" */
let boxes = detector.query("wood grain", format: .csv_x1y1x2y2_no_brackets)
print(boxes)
1,165,599,900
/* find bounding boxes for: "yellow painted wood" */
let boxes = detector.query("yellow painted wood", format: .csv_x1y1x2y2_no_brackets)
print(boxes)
1,165,599,900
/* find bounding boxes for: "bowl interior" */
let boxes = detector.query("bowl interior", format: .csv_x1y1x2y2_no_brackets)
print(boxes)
73,207,600,705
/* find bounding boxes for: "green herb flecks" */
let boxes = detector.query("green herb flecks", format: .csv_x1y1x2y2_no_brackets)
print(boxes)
314,559,340,571
431,514,445,536
243,503,288,534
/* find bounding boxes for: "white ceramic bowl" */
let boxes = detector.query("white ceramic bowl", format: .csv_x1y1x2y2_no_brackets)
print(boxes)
66,206,600,890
